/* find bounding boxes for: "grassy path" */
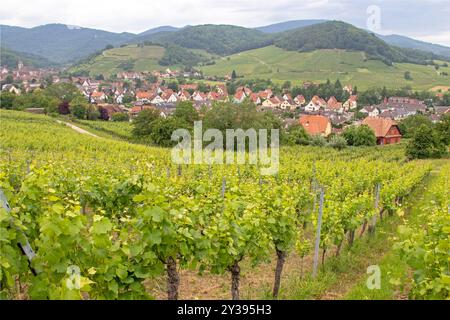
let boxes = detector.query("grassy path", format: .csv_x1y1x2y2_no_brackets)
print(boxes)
343,160,447,299
56,120,100,138
278,160,445,300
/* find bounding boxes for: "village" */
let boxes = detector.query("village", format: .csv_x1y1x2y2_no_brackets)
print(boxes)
2,61,449,145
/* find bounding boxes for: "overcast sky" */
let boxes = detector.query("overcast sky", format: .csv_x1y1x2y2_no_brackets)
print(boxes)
1,0,450,46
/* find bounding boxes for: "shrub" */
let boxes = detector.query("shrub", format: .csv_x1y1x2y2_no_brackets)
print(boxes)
282,124,310,146
310,135,327,147
132,109,161,137
342,125,376,146
435,114,450,145
398,115,433,138
328,135,348,150
149,117,190,147
406,124,446,159
111,112,129,122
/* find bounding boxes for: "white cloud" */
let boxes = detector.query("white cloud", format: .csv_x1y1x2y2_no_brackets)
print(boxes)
413,32,450,47
0,0,448,46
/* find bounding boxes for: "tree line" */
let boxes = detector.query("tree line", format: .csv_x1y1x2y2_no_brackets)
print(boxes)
131,100,378,149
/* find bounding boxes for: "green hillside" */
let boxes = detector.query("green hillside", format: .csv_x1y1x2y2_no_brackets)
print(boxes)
69,44,215,76
200,46,450,90
1,47,55,68
274,21,443,66
69,45,165,76
1,24,134,64
136,24,273,56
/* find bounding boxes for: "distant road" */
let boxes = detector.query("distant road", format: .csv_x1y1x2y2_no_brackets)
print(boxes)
56,120,99,138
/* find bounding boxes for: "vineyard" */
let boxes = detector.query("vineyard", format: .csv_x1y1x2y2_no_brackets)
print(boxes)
394,163,450,299
0,109,447,300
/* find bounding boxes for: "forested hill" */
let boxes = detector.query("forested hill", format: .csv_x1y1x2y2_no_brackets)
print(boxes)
0,47,55,68
273,21,447,65
0,24,135,64
135,24,273,56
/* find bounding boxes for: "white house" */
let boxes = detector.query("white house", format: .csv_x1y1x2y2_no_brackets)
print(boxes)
343,95,358,110
151,95,165,105
305,95,326,112
360,106,380,117
165,93,179,103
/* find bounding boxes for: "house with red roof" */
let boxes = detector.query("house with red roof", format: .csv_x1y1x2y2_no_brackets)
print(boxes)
262,96,281,108
299,115,332,137
343,85,353,94
249,93,262,105
258,89,273,100
216,84,228,96
236,86,252,96
294,95,306,106
305,95,327,112
280,97,294,110
129,105,155,117
343,95,358,110
207,91,220,101
97,104,125,120
233,90,248,103
161,89,179,103
178,90,191,101
362,117,402,145
192,91,207,102
151,94,165,105
136,91,153,103
326,96,343,112
90,91,107,103
282,93,292,101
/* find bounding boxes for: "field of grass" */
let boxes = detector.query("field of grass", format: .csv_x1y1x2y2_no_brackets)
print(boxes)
200,46,450,90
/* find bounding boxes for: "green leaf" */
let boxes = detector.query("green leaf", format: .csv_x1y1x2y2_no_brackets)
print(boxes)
143,207,164,222
145,230,162,245
92,218,113,234
132,194,146,202
116,265,128,280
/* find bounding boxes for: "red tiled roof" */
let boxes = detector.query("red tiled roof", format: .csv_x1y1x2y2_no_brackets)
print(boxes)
136,91,152,99
362,117,401,138
91,91,105,98
299,115,330,135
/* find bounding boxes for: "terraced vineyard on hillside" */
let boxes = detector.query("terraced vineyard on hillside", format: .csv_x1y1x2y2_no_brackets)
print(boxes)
200,46,450,90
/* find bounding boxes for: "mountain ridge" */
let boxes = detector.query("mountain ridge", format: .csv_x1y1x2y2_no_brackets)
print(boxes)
275,21,448,65
1,21,449,66
255,19,327,33
0,23,135,64
138,25,179,36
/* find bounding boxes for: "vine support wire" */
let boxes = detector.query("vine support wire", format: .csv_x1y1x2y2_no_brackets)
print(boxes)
312,187,324,279
369,183,381,234
0,188,37,274
221,177,226,198
221,177,226,215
